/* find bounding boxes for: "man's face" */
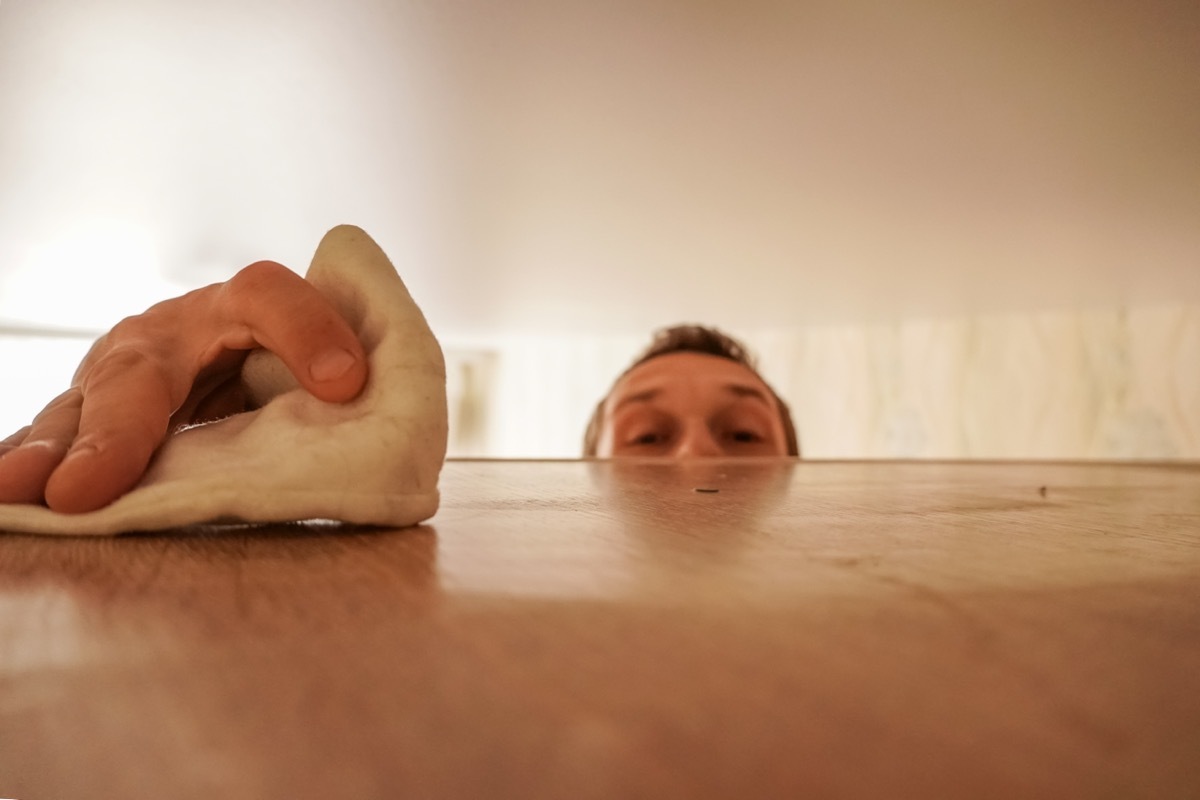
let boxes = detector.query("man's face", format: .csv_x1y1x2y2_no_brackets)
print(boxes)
595,352,790,458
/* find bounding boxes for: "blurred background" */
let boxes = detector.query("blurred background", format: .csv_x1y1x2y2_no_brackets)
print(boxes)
1,0,1197,458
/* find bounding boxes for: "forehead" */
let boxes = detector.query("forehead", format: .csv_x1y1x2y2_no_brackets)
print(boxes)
607,352,775,409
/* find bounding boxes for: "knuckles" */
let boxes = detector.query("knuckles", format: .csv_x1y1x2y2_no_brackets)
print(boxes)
223,261,298,311
80,345,166,392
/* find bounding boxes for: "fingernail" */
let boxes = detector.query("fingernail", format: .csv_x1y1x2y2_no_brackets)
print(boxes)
310,348,358,382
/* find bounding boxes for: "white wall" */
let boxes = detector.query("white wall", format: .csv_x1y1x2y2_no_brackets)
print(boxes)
2,0,1198,339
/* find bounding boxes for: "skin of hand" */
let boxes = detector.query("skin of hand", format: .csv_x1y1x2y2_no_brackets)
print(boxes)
0,261,368,514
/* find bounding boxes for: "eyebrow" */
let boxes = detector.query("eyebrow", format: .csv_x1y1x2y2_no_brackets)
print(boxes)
613,388,662,413
722,383,773,406
613,382,774,413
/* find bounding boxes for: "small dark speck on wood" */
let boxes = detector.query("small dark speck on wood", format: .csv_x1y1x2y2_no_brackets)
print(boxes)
1039,486,1048,497
694,488,720,494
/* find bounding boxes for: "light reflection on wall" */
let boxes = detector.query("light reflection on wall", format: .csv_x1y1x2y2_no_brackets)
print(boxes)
0,334,93,435
0,219,190,332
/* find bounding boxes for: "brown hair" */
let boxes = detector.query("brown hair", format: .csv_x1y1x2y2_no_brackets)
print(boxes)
582,324,801,456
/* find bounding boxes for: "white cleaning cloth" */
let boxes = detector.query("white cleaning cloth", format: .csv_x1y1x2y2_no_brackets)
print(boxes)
0,225,448,535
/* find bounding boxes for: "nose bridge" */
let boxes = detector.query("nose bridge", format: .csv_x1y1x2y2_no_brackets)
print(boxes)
673,418,722,457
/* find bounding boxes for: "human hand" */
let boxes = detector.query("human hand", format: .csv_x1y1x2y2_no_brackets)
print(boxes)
0,261,368,513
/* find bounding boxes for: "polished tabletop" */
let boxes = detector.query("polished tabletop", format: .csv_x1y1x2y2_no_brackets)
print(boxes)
1,459,1198,799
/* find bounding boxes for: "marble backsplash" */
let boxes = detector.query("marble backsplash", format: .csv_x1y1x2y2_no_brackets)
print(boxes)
447,304,1199,460
753,305,1198,460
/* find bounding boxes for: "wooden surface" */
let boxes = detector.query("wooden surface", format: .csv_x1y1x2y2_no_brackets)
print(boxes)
1,459,1198,799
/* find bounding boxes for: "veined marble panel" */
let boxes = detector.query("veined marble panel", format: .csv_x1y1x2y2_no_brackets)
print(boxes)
446,304,1200,459
754,305,1199,460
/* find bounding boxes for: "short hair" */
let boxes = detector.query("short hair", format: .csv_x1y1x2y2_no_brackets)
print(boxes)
582,324,801,457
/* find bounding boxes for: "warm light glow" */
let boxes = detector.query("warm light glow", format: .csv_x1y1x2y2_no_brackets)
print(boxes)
0,220,191,333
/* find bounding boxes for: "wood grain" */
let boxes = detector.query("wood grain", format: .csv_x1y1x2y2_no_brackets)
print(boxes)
1,459,1198,799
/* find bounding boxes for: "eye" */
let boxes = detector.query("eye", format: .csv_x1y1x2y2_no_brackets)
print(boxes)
630,431,666,446
728,429,762,444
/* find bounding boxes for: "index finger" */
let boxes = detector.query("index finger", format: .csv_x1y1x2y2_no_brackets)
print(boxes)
213,261,368,404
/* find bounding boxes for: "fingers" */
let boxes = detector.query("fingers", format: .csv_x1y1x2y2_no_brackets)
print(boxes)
0,391,82,505
217,261,368,404
43,352,176,514
1,426,32,453
0,443,68,505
